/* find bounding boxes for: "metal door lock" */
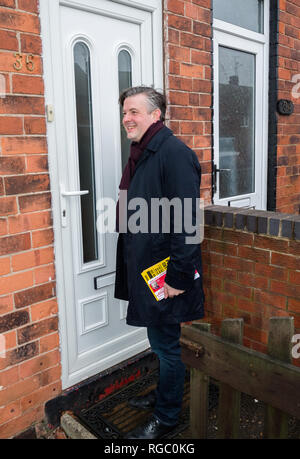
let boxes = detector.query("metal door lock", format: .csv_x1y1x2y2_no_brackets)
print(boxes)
213,164,231,194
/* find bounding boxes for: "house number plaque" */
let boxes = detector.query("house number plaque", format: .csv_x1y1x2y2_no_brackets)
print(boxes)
13,53,35,72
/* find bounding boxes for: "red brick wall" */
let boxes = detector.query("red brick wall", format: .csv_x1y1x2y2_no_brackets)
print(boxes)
276,0,300,214
202,206,300,367
0,0,300,439
0,0,61,439
163,0,213,205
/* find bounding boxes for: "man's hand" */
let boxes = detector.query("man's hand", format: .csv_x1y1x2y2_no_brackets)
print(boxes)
163,282,185,299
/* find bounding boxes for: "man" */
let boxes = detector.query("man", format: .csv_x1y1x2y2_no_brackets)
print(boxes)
115,86,205,439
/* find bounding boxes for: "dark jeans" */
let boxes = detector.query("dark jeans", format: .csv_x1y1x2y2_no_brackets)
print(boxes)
147,323,186,426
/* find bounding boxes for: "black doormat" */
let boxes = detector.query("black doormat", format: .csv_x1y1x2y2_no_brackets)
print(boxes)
75,370,219,439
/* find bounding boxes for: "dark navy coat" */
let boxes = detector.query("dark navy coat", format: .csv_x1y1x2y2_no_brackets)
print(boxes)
114,126,205,327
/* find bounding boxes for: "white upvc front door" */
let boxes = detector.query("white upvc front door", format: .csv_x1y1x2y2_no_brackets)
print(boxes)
40,0,163,389
212,0,269,210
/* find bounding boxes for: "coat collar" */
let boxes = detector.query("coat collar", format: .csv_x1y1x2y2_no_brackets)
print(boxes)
144,126,173,152
134,126,173,171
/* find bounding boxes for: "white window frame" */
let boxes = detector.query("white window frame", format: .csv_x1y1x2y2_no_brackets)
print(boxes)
212,0,269,210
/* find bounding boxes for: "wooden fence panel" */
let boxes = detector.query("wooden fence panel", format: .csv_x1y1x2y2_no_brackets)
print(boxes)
189,322,211,439
264,317,294,439
181,320,300,419
217,319,243,439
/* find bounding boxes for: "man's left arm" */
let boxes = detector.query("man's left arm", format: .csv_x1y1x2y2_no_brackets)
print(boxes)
163,143,201,294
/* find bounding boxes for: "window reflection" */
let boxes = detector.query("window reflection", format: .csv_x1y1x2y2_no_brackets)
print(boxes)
213,0,264,33
74,42,98,263
118,50,132,171
218,46,255,199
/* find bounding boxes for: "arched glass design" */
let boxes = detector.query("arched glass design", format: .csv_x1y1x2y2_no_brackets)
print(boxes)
118,50,132,171
74,42,98,264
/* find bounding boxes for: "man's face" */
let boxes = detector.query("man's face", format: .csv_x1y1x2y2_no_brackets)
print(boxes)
122,93,161,143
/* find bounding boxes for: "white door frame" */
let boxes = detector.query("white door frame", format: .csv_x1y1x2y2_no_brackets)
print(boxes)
212,0,269,210
39,0,163,389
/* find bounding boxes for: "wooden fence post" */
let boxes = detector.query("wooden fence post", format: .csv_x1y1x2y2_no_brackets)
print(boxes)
264,317,294,439
189,322,211,438
217,319,244,439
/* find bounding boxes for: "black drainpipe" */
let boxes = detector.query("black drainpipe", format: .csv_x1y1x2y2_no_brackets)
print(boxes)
267,0,279,212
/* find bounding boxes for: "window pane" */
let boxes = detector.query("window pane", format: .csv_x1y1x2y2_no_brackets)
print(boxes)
74,42,98,263
218,46,255,199
213,0,264,33
118,50,132,171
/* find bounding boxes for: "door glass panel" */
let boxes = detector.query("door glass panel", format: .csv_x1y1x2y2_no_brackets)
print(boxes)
218,46,255,199
213,0,264,33
74,42,98,263
118,50,132,171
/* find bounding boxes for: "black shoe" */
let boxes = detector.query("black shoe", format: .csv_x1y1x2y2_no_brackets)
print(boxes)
128,390,156,410
124,415,177,439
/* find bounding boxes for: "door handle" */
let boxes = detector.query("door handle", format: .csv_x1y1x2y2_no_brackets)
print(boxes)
61,190,89,196
60,185,89,227
215,167,231,172
213,164,231,194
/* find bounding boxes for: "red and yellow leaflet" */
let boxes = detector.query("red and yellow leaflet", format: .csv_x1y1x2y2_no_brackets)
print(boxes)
141,257,199,302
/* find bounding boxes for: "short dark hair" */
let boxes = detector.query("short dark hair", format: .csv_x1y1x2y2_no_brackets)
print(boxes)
119,86,166,121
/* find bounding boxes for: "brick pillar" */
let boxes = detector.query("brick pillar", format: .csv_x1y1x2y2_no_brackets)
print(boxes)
276,0,300,214
0,0,61,438
163,0,213,204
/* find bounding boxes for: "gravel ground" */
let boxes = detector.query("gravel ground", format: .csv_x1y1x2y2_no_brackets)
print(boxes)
177,384,300,440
